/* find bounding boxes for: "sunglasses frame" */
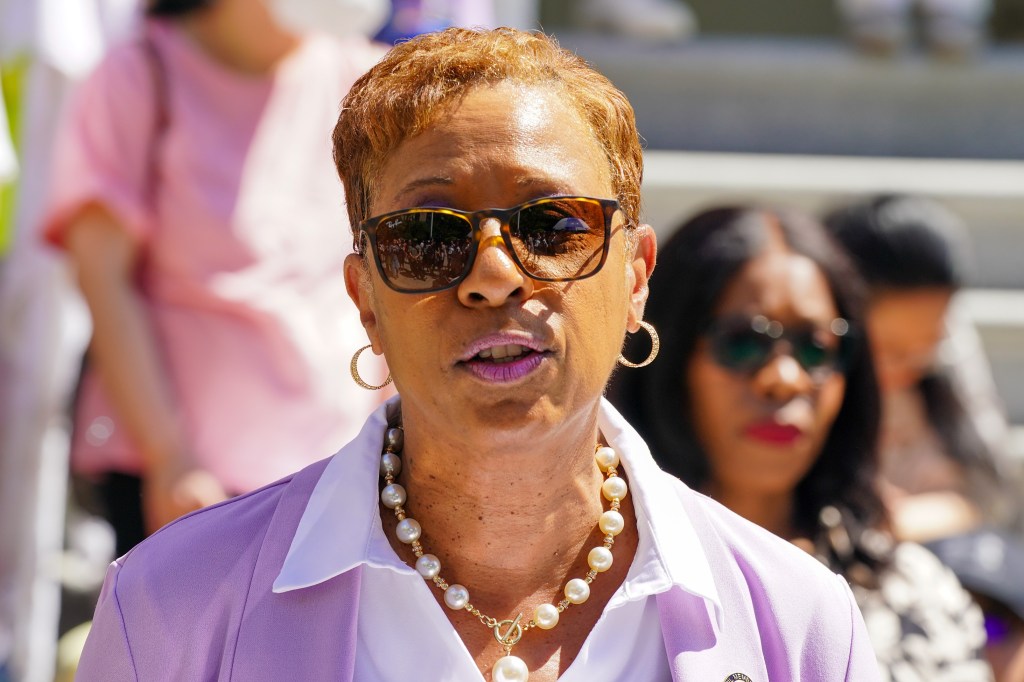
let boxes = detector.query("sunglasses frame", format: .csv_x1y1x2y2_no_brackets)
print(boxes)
356,195,621,294
705,314,852,382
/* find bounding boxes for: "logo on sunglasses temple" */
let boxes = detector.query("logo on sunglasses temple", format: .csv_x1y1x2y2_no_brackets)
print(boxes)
358,196,620,293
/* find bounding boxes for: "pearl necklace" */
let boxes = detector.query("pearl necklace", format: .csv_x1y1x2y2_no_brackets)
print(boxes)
378,425,628,682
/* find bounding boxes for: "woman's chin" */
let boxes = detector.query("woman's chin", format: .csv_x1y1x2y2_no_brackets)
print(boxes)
435,386,593,447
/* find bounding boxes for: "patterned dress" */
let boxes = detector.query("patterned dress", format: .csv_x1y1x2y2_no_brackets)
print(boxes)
855,542,992,682
816,507,993,681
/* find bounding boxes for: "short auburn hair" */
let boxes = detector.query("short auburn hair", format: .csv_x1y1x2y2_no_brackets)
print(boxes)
332,27,643,239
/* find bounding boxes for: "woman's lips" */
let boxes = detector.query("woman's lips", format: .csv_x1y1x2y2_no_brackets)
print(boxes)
744,421,804,445
456,332,550,383
461,351,546,383
459,333,547,362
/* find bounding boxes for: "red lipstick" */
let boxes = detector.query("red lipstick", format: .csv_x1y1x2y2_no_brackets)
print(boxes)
744,422,804,445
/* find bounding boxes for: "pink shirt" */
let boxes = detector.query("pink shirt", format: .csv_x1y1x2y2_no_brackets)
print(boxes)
44,21,389,492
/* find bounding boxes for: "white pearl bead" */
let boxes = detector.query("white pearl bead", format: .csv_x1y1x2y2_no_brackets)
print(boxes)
492,654,529,682
380,483,406,509
534,603,560,629
594,446,619,471
601,476,628,501
415,554,441,579
588,546,613,572
379,452,402,477
384,427,404,451
444,584,470,610
395,518,421,543
564,578,591,604
599,510,625,536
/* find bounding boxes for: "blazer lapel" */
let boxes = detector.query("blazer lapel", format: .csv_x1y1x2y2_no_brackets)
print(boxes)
658,588,769,682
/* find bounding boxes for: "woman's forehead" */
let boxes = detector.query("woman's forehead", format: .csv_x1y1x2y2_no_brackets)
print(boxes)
371,84,613,213
717,249,838,321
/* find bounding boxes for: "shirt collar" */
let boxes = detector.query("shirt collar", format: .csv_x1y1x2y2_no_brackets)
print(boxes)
598,398,725,631
273,396,411,593
273,396,724,630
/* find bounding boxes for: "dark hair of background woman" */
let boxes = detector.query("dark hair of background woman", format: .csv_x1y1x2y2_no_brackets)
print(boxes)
147,0,213,17
609,206,888,574
822,194,992,481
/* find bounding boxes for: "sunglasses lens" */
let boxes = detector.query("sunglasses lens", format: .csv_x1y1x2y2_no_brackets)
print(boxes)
793,335,834,372
712,329,772,372
509,198,608,280
364,197,613,292
372,211,473,291
709,318,847,379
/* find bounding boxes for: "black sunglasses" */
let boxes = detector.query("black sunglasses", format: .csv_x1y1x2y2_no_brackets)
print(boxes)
705,314,851,381
357,196,620,293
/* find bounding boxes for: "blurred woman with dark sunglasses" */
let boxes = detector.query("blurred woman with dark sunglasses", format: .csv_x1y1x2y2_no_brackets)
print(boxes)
611,205,993,680
76,29,881,682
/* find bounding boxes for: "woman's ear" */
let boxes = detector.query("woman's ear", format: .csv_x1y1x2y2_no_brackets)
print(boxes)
344,253,384,353
626,225,657,331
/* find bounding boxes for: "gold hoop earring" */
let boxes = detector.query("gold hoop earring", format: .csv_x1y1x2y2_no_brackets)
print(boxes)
351,344,393,390
617,320,660,369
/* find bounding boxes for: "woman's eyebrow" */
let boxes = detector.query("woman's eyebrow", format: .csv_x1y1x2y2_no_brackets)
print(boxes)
394,176,455,204
515,176,574,194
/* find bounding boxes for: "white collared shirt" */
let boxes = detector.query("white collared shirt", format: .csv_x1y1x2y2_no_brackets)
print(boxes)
274,397,724,681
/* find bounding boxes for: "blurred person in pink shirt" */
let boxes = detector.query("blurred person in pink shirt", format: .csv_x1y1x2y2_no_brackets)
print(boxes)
43,0,390,555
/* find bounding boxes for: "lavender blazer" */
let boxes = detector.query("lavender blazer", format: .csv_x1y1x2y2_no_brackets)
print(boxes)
77,456,880,681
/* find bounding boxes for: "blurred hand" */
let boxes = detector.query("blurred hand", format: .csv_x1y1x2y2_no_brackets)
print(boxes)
143,461,229,534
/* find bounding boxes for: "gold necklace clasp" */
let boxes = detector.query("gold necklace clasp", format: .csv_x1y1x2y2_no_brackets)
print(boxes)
493,613,524,651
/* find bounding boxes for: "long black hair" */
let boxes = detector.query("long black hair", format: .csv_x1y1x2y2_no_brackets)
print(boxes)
147,0,214,17
609,205,889,575
823,195,993,484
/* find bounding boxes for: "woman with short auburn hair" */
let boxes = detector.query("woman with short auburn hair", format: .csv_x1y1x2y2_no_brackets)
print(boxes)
77,28,879,682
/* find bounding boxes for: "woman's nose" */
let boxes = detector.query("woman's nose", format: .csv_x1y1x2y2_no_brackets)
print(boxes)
752,351,813,402
457,218,534,307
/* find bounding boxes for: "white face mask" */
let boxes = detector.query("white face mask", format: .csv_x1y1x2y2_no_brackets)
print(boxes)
264,0,389,39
